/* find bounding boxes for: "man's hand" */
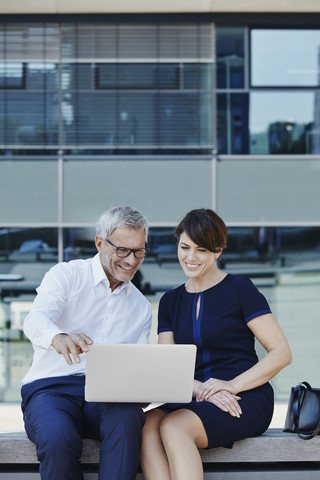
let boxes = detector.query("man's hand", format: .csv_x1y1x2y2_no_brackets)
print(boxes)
51,333,93,366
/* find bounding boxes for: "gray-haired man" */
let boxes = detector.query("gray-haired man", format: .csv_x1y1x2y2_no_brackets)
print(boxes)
21,206,152,480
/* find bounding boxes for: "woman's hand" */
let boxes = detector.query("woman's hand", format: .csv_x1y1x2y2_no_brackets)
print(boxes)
196,378,242,417
193,379,203,398
205,391,242,418
197,377,238,400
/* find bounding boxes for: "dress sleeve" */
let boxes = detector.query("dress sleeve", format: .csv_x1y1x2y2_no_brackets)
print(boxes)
157,292,173,334
237,277,272,324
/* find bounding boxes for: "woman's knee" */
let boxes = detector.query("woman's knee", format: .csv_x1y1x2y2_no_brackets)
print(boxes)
143,409,167,434
160,410,207,449
160,413,186,446
142,409,167,449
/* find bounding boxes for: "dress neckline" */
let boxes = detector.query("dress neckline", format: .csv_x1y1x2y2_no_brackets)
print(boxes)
184,273,229,294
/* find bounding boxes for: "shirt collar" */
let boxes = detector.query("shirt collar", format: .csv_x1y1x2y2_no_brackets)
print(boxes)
91,253,132,296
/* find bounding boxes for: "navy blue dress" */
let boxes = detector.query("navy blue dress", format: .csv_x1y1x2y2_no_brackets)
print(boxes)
157,274,274,449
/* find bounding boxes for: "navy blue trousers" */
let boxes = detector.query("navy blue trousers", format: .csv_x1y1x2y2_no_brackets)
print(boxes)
21,375,145,480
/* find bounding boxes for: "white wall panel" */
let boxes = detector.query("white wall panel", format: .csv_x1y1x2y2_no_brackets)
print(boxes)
63,159,213,224
0,160,58,223
217,158,320,223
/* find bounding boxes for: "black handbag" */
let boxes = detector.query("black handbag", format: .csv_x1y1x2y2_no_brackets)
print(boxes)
284,381,320,440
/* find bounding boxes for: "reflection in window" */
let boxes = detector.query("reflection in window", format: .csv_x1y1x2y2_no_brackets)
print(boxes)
249,92,316,154
4,92,58,146
159,93,212,146
63,227,96,262
216,27,245,89
183,63,213,89
0,63,25,89
251,29,320,87
0,227,58,402
26,63,58,89
96,64,180,89
1,225,320,401
63,90,212,147
217,93,249,154
62,64,94,90
0,227,58,265
217,91,320,154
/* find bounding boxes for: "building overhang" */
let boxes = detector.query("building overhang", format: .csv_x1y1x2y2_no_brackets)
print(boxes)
2,0,320,14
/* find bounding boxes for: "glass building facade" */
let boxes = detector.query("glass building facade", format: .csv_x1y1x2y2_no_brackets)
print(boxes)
1,17,320,403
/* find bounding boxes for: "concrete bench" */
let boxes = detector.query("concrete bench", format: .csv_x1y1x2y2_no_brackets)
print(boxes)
0,429,320,479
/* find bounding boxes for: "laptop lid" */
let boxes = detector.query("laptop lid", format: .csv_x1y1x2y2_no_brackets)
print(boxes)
85,343,197,403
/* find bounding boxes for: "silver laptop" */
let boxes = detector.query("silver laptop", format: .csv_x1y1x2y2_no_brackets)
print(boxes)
85,343,197,403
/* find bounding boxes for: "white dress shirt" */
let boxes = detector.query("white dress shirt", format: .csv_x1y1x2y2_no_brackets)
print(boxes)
23,253,152,384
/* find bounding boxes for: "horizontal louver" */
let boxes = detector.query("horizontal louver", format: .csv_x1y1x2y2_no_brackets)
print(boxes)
0,22,214,149
0,24,59,62
60,24,214,62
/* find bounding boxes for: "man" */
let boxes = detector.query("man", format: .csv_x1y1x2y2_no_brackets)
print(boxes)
21,206,152,480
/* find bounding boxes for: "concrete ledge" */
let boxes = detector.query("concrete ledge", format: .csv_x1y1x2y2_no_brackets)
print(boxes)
1,429,320,466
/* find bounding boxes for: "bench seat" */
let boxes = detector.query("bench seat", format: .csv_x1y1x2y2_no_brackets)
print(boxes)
1,429,320,479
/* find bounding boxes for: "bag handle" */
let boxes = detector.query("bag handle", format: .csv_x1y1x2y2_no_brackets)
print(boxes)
293,381,320,440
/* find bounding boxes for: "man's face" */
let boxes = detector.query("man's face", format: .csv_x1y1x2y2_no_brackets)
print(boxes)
95,226,146,290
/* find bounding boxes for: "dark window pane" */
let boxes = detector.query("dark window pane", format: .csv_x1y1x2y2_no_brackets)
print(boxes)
216,27,245,89
95,63,180,89
0,63,25,88
159,93,212,146
0,92,4,144
27,63,58,89
63,92,116,145
63,227,96,261
5,92,58,146
183,63,212,89
217,93,249,154
118,93,156,145
61,64,93,90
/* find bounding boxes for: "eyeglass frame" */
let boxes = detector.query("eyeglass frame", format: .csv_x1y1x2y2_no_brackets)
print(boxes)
104,238,149,259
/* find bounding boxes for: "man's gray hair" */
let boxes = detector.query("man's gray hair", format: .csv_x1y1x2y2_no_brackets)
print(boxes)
96,206,149,240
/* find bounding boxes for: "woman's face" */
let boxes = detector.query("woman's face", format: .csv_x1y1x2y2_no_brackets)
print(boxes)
177,231,219,280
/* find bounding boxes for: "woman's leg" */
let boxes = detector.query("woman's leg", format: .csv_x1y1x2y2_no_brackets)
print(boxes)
160,409,208,480
140,408,171,480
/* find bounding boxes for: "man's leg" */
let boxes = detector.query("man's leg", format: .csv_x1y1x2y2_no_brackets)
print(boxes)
84,402,145,480
23,390,84,480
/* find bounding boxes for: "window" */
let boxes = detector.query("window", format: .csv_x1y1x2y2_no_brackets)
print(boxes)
95,63,180,89
249,92,315,154
0,63,26,89
0,23,214,151
216,27,245,89
217,93,249,154
251,29,320,87
0,227,58,402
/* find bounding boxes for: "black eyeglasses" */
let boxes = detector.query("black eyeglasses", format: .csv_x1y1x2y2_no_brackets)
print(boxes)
105,239,149,259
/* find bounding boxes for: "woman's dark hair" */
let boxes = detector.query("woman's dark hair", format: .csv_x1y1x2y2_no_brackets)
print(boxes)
175,209,228,253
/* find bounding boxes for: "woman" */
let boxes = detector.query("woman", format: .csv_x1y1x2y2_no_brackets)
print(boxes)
141,209,292,480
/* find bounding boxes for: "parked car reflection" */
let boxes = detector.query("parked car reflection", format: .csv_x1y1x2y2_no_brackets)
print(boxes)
10,239,58,262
